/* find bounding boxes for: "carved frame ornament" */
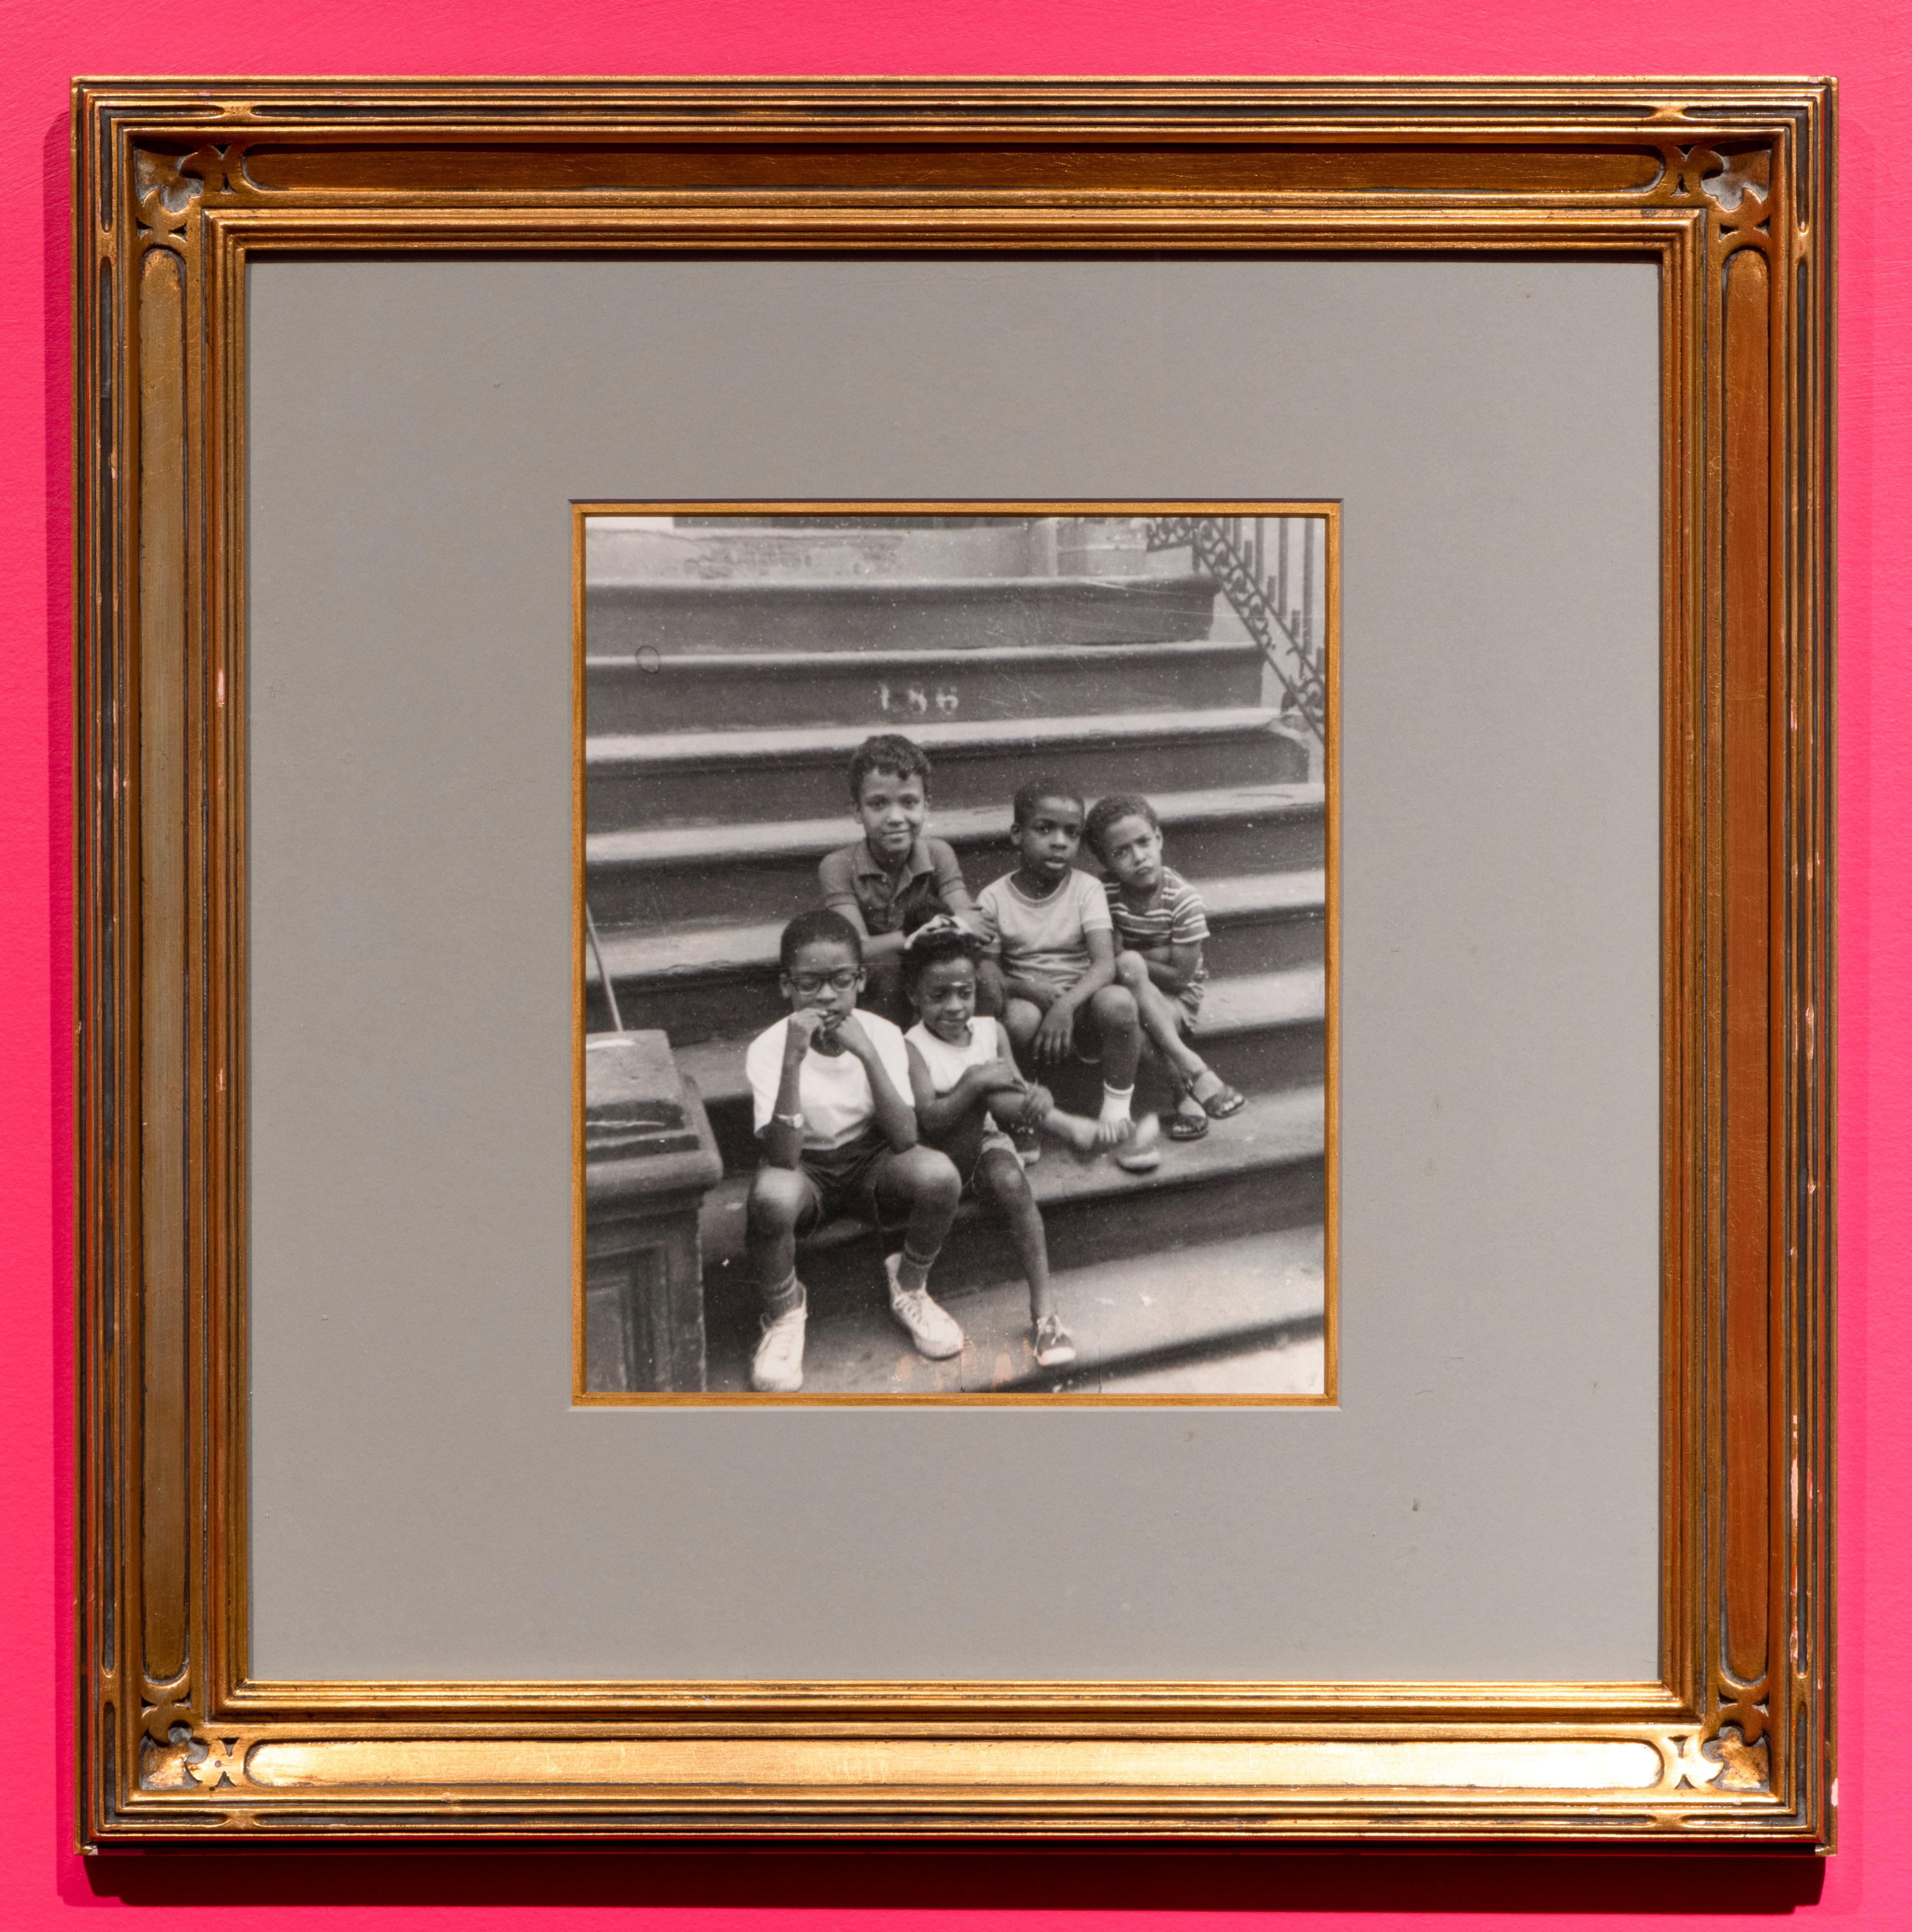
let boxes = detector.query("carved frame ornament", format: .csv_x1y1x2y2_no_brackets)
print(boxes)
73,78,1833,1844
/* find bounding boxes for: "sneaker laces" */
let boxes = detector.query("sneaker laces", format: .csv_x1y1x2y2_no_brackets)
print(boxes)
759,1304,805,1348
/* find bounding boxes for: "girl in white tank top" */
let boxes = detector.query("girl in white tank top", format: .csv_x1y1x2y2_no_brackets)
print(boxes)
900,923,1103,1370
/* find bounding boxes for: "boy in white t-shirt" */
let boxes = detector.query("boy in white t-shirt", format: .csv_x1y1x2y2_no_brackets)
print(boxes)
742,910,965,1393
901,921,1101,1369
973,776,1160,1173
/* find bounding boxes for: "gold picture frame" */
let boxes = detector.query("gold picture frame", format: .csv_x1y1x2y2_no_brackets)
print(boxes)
74,77,1833,1844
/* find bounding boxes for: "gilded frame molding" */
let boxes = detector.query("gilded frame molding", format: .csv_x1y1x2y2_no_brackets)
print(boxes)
73,77,1834,1845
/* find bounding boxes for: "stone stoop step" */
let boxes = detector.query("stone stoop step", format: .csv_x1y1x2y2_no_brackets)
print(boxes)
586,571,1222,655
585,638,1265,733
585,707,1308,826
588,869,1327,1036
585,516,1053,586
698,1083,1326,1317
586,782,1324,929
703,1225,1327,1396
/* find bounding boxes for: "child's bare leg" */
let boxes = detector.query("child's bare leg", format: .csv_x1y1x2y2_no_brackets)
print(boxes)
745,1167,812,1317
932,1109,990,1179
976,1145,1054,1325
1112,952,1207,1083
1112,954,1224,1124
1084,984,1142,1144
1001,996,1047,1072
1040,1110,1100,1154
871,1145,962,1292
1089,985,1141,1091
985,1086,1097,1154
745,1167,816,1389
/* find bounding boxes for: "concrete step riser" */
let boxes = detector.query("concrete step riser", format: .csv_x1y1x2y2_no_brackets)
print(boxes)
586,652,1264,733
588,730,1309,832
587,812,1326,928
701,1160,1325,1331
587,579,1220,656
588,521,1048,585
674,1018,1326,1170
1211,910,1324,977
598,909,1326,1041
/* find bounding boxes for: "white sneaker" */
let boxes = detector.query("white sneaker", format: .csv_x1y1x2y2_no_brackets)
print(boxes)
1114,1111,1162,1173
884,1251,964,1360
750,1300,807,1392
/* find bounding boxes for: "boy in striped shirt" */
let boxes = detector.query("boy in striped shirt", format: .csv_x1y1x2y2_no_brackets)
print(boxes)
1083,793,1247,1142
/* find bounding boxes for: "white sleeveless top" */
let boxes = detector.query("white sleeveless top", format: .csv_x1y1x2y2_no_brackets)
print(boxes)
904,1015,1009,1095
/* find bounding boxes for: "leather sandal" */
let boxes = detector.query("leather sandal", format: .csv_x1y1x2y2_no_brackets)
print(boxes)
1185,1069,1247,1120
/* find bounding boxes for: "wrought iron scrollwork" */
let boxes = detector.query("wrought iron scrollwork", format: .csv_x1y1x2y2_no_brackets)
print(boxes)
1146,516,1326,744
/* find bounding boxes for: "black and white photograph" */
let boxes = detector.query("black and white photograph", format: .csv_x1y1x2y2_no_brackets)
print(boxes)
579,509,1333,1400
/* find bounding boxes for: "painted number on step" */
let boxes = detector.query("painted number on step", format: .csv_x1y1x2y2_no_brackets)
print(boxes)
877,682,960,716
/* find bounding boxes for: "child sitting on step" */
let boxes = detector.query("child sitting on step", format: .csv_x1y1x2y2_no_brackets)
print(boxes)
901,921,1092,1370
1083,791,1247,1142
973,776,1161,1174
742,909,966,1393
818,733,989,1027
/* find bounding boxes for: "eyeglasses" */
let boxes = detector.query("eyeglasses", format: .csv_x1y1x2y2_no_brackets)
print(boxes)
791,970,860,996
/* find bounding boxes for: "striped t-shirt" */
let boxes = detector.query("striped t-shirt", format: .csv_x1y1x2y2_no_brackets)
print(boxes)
1104,866,1210,1006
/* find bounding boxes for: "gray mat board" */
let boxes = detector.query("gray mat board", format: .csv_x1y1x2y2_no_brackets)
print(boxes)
247,256,1660,1682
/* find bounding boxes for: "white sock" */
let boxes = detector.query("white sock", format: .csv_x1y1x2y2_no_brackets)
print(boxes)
1099,1083,1134,1126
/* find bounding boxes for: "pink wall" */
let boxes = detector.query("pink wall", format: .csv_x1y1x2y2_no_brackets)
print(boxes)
6,2,1902,1922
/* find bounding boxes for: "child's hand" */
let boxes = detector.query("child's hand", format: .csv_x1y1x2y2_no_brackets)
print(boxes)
972,1056,1026,1094
830,1013,875,1060
1021,1084,1055,1127
786,1007,832,1053
1033,1000,1076,1067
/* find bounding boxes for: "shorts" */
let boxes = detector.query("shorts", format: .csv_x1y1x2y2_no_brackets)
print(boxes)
967,1125,1021,1186
789,1131,897,1230
924,1112,1019,1192
1001,974,1125,1066
1000,966,1082,1007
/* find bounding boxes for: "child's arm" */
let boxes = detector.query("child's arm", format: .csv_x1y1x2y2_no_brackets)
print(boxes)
930,840,987,938
817,855,906,965
1118,881,1208,993
1031,927,1118,1067
971,887,1013,1007
833,1015,918,1152
758,1010,827,1170
1135,937,1203,995
907,1041,1025,1139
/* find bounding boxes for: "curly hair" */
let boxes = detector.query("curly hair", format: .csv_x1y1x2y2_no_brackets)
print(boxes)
1083,791,1160,861
847,733,932,803
899,918,986,998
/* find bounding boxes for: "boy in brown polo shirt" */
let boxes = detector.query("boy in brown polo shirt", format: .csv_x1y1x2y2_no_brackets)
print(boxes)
818,734,992,1024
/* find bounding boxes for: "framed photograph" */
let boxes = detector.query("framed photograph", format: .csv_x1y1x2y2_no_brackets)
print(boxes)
577,502,1336,1404
74,77,1833,1843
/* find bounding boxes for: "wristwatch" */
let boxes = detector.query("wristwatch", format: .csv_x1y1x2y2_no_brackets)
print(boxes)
772,1111,805,1131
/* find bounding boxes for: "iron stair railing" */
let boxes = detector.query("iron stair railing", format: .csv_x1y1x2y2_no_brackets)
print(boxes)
1146,516,1325,744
